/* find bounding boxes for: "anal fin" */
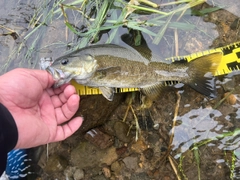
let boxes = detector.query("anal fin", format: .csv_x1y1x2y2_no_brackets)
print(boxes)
141,82,169,100
99,87,115,101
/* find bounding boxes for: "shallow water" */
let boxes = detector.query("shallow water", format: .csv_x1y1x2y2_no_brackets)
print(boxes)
1,0,240,179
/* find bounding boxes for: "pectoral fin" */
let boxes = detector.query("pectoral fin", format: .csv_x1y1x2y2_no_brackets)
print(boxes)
99,87,115,101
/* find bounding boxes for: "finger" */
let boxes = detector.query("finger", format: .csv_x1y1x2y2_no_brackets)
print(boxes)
51,117,83,142
46,84,70,97
50,85,77,108
55,94,80,124
52,84,70,95
46,88,55,96
50,95,63,108
59,85,77,103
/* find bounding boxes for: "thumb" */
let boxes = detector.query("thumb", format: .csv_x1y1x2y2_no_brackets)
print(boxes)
30,69,55,89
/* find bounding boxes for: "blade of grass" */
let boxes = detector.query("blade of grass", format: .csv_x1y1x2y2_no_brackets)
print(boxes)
193,145,201,180
179,155,188,179
171,0,206,15
77,0,112,48
106,7,125,44
127,22,157,36
138,0,158,8
153,13,174,45
127,4,168,15
160,0,192,6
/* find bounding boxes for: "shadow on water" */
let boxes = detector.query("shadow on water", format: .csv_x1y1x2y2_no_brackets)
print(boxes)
1,0,240,179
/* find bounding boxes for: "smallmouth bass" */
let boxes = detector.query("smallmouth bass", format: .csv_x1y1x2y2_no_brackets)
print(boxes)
45,44,222,101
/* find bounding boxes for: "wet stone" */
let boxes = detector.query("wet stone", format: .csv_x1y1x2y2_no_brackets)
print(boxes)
224,92,237,105
116,146,128,156
101,147,119,165
71,141,118,169
122,156,138,171
73,168,85,180
75,94,124,134
146,133,160,144
44,154,68,173
131,138,148,154
92,175,107,180
102,166,111,178
64,166,74,179
84,128,114,149
143,148,154,160
114,121,133,143
153,123,160,130
110,161,125,175
130,172,150,180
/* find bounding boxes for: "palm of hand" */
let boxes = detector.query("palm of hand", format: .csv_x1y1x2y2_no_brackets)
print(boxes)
0,69,82,148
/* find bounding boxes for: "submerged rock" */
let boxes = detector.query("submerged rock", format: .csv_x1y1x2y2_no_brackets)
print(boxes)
224,92,237,105
71,141,118,169
44,154,68,173
84,128,114,149
114,121,133,143
64,166,84,180
75,94,124,134
122,156,139,171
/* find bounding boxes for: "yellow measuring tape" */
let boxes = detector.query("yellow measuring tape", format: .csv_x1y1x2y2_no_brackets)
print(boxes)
72,42,240,95
166,41,240,76
71,80,139,96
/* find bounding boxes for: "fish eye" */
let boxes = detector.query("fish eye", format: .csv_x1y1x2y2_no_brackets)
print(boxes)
61,59,69,65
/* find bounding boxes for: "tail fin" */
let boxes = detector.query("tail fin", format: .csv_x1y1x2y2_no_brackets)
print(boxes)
187,52,222,98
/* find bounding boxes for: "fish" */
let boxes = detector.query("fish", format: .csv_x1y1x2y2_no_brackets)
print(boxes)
45,44,222,101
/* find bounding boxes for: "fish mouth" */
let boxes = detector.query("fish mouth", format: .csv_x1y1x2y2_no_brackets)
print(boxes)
46,66,65,79
46,66,67,88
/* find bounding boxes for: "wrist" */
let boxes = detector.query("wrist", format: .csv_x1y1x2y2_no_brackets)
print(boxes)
0,103,18,152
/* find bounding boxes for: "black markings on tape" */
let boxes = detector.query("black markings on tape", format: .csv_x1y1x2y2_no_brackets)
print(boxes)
115,88,121,93
227,61,240,71
222,43,240,56
222,45,236,55
167,57,188,62
236,51,240,59
235,42,240,48
173,57,188,62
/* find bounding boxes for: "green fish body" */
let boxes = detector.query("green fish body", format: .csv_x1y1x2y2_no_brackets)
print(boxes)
45,44,222,101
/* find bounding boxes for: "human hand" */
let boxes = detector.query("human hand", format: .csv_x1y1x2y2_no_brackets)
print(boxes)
0,68,83,149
